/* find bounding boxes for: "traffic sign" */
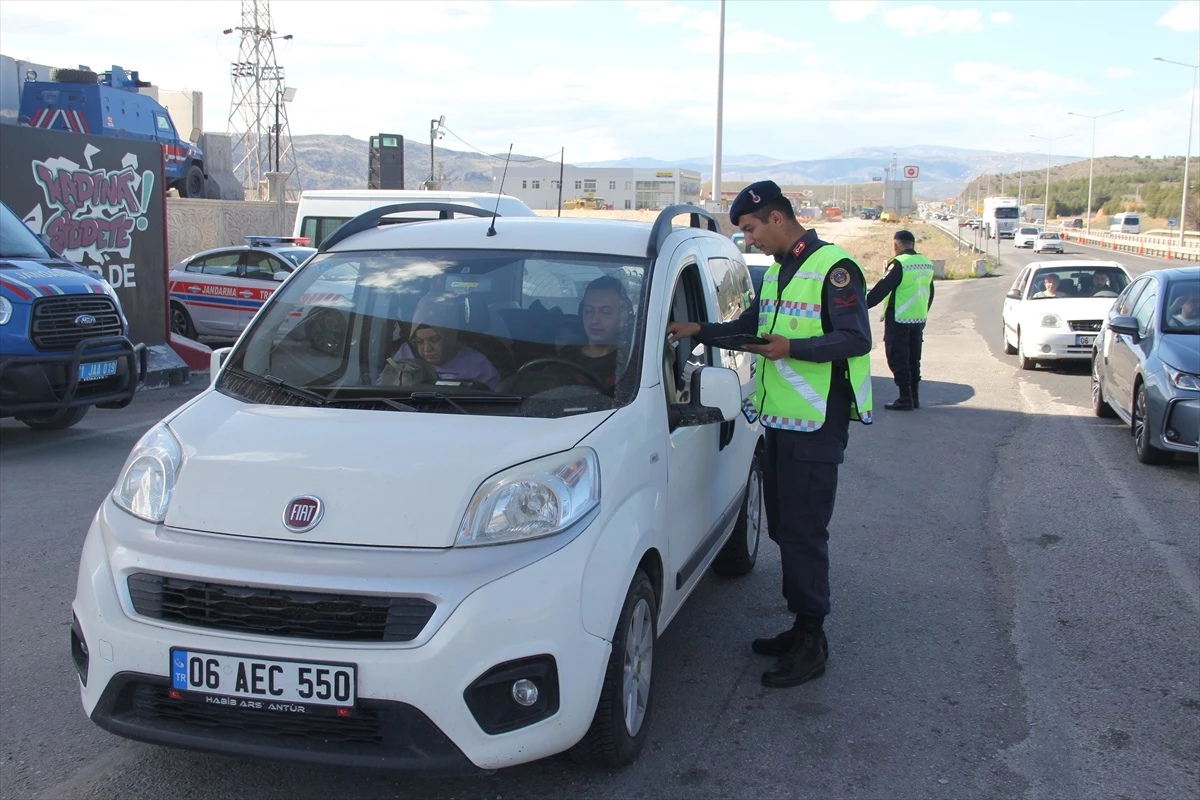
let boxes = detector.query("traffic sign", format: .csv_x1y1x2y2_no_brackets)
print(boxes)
903,165,919,179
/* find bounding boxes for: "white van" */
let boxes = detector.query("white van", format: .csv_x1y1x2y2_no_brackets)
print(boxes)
293,189,538,248
1109,212,1141,234
73,203,765,772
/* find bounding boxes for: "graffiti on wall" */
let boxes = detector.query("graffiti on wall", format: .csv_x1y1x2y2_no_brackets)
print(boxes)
21,144,155,289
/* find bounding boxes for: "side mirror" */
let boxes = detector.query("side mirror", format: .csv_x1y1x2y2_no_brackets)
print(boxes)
1108,315,1139,340
209,346,232,386
671,366,743,429
1006,289,1022,299
273,270,289,281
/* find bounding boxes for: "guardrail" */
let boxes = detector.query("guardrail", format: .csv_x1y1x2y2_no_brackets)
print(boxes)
1061,230,1200,262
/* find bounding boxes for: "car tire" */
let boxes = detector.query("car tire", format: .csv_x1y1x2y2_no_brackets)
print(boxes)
570,569,656,769
1003,321,1017,355
711,451,763,577
1133,382,1170,465
1017,330,1036,370
182,165,205,199
17,406,89,431
1091,354,1115,418
170,302,197,339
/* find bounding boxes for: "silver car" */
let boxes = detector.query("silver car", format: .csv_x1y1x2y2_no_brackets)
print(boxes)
168,236,315,340
1092,266,1200,464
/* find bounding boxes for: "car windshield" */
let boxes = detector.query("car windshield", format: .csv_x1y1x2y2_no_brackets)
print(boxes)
995,208,1019,219
277,248,316,266
0,201,53,259
218,248,650,418
1163,279,1200,334
1020,227,1039,235
1039,233,1060,240
1028,267,1129,299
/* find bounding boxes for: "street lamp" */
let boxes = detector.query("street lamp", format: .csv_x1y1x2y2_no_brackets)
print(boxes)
1154,56,1199,247
1031,133,1071,226
274,85,297,172
428,115,446,189
1067,109,1123,234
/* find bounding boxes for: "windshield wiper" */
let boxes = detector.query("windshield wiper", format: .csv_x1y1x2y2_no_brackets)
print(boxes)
408,391,523,414
325,396,417,412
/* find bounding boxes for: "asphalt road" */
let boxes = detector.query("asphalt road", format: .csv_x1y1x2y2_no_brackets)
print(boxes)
2,250,1198,799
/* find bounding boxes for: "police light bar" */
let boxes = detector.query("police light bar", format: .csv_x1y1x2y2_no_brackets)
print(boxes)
245,236,312,246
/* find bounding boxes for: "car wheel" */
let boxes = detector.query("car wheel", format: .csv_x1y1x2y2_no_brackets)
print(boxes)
1133,383,1171,464
306,309,346,355
17,406,89,431
1017,329,1036,370
183,165,205,199
570,569,656,768
711,451,762,577
170,302,196,339
1091,354,1115,418
1003,320,1017,354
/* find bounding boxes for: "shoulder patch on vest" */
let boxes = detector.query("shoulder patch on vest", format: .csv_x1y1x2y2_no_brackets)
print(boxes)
829,267,851,288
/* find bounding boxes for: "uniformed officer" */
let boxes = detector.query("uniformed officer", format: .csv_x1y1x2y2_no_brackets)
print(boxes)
867,230,935,410
668,180,873,689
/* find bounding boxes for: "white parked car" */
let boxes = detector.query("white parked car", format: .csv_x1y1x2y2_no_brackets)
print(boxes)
1002,260,1133,370
1014,226,1041,248
1033,232,1064,253
71,202,765,771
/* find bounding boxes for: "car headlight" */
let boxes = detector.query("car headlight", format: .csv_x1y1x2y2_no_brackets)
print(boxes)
456,448,600,547
1041,314,1063,328
0,296,11,326
111,424,183,523
1167,368,1200,391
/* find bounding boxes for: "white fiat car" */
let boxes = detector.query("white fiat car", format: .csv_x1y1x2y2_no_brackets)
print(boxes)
71,202,765,772
1002,259,1132,370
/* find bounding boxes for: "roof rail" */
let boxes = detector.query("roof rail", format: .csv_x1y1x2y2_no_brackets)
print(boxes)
246,235,311,246
317,203,498,253
647,204,721,259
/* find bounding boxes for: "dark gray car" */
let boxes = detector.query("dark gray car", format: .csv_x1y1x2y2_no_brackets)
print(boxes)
1092,266,1200,464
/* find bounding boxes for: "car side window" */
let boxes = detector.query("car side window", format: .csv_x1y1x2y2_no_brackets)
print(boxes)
664,263,713,406
1012,268,1030,296
1131,282,1158,336
1116,279,1147,317
244,251,286,281
197,252,240,277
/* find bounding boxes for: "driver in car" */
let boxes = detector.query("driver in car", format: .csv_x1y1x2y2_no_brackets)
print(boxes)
384,294,501,389
559,276,633,392
1092,273,1118,296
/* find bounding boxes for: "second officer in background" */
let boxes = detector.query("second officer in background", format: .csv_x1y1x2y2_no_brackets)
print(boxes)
867,229,935,410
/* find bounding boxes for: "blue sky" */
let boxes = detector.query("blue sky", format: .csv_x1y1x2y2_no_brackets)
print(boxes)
1,0,1197,164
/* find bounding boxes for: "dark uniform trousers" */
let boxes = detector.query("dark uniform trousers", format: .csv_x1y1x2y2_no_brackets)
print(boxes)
884,321,925,387
762,428,839,617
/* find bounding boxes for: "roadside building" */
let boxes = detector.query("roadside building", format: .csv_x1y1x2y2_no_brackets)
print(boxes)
503,164,701,211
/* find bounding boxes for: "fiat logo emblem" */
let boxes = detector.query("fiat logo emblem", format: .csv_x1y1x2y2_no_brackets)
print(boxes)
283,496,323,533
75,314,97,327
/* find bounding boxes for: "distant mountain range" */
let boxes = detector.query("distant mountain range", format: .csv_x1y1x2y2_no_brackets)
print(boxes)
279,135,1085,200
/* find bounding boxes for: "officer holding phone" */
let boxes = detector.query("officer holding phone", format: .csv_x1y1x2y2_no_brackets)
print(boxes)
667,180,872,689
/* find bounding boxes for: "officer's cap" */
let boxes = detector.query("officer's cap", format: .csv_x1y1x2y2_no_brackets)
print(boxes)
729,180,784,226
894,229,915,244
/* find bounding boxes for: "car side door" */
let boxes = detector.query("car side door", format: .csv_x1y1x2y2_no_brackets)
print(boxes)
1109,277,1156,415
239,251,291,330
660,243,723,600
176,250,247,335
1003,267,1030,343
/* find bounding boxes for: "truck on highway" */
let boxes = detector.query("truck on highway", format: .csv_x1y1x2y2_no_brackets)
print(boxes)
1023,204,1045,224
18,65,208,198
983,196,1020,239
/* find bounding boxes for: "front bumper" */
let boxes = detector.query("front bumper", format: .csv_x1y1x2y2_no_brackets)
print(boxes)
72,500,611,771
1034,245,1064,253
1160,396,1200,453
0,336,146,417
1020,327,1097,360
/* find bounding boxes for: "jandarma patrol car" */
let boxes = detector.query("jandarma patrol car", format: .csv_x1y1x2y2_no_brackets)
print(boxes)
168,236,315,340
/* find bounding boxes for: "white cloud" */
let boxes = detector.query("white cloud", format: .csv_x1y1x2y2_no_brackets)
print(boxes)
1157,0,1200,31
884,5,983,35
829,1,879,23
989,11,1013,24
1105,67,1135,79
625,0,690,25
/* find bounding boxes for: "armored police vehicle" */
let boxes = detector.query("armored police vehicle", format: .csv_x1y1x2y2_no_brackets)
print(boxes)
19,65,207,198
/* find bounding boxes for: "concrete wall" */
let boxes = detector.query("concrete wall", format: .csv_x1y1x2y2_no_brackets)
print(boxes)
166,198,298,266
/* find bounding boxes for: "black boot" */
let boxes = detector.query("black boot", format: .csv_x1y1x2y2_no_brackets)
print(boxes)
751,627,795,656
761,621,828,688
911,380,920,409
884,385,914,411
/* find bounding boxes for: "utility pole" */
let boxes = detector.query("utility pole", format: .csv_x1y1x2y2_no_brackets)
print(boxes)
557,147,564,217
224,0,300,199
1154,57,1199,246
711,0,725,211
1031,133,1071,225
1068,109,1123,234
428,115,445,189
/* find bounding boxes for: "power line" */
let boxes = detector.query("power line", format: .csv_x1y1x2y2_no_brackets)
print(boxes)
440,125,562,165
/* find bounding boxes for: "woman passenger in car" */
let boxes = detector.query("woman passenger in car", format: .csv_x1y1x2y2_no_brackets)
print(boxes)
386,294,501,389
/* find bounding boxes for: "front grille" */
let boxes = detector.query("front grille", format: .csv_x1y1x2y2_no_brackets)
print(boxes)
127,573,436,643
1069,320,1102,332
30,295,122,351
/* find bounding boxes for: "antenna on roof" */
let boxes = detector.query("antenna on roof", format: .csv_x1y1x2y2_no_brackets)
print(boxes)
487,143,513,237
